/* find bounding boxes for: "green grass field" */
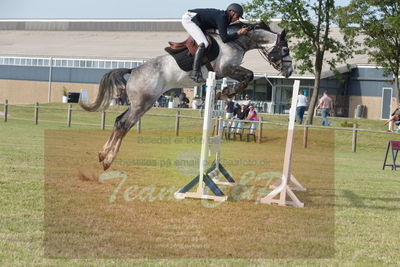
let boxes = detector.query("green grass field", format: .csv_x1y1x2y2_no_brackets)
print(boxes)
1,104,399,266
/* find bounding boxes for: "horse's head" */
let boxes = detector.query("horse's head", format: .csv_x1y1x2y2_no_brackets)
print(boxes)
248,21,293,78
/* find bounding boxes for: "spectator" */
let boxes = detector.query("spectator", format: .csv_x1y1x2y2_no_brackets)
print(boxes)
385,107,400,132
225,97,235,119
192,95,203,109
316,91,333,126
233,103,241,117
156,95,165,107
296,90,308,124
243,94,251,107
178,92,189,108
246,104,259,121
233,104,247,120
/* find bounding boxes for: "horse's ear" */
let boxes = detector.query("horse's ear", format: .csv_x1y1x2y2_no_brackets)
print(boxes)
280,29,287,39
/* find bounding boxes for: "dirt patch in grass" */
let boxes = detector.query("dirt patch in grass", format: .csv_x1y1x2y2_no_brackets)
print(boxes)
44,128,334,259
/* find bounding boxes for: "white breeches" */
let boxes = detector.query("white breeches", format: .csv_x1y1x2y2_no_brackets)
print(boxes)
388,121,395,131
181,11,209,48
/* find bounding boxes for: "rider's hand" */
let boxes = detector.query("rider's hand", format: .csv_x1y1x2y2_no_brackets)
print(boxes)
237,26,248,35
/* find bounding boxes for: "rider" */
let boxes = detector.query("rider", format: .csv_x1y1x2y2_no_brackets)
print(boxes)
181,3,248,83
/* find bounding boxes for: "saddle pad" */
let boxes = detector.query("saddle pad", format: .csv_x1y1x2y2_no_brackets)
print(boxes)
164,37,220,72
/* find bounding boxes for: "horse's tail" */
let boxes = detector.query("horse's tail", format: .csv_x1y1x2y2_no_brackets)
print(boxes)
79,68,133,112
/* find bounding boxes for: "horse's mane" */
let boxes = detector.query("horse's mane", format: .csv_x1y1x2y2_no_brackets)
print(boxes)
227,20,276,36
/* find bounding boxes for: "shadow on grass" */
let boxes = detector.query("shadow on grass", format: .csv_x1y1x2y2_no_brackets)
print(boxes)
341,189,400,211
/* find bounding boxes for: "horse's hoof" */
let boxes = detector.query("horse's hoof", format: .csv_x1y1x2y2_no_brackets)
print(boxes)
102,161,111,171
98,152,105,162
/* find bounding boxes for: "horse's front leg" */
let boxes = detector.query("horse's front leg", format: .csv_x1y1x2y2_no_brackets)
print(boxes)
217,66,254,100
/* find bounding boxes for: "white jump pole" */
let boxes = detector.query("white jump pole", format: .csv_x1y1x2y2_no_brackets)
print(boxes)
197,72,216,196
174,72,230,202
260,80,306,208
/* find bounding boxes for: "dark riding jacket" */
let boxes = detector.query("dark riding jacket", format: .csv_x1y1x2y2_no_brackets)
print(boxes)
188,8,239,43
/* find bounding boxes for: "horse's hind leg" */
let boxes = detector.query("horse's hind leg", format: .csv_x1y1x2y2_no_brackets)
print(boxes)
102,95,156,170
99,108,130,162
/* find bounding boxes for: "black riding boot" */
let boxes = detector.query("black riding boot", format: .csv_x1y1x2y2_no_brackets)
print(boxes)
189,43,206,83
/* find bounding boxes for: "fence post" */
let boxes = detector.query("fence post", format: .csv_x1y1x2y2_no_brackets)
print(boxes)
213,116,219,136
67,104,72,127
137,118,141,134
34,102,39,125
352,123,358,152
257,117,263,144
101,111,106,130
303,124,309,148
175,111,180,136
4,99,8,122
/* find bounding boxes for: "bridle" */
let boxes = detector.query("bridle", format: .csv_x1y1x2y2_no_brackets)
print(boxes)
257,33,292,73
231,22,292,74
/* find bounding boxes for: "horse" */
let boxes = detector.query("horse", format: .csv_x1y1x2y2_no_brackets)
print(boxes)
80,21,293,170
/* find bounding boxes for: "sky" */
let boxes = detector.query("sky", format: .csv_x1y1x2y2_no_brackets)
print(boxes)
0,0,350,19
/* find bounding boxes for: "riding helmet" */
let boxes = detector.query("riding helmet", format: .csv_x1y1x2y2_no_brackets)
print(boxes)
227,3,244,18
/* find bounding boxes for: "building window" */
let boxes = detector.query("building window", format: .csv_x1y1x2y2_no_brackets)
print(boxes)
0,56,145,70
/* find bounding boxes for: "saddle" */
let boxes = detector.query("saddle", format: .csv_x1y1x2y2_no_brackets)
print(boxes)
168,35,213,56
165,35,220,72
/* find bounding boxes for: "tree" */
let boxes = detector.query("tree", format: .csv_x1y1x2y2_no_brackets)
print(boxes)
244,0,354,124
337,0,400,103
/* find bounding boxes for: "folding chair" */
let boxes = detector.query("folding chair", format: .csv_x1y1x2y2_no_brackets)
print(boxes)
228,121,238,140
247,122,258,142
234,121,244,141
382,141,400,170
221,120,230,140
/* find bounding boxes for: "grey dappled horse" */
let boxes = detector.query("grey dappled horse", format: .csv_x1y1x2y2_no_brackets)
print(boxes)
80,21,293,170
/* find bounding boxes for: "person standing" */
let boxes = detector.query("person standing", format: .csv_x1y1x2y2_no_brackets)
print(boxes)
225,97,235,119
296,90,308,124
384,106,400,132
316,91,333,126
242,94,251,107
181,3,248,83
